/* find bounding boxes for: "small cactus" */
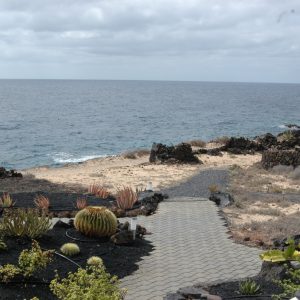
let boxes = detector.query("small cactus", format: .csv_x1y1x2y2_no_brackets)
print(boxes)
87,256,103,266
74,206,117,238
60,243,80,256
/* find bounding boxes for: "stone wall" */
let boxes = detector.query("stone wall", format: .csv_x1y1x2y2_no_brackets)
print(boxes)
261,149,300,169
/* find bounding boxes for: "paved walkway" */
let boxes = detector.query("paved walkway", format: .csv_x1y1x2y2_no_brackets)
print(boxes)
121,197,262,300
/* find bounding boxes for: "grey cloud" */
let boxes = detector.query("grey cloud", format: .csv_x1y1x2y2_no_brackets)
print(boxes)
0,0,299,81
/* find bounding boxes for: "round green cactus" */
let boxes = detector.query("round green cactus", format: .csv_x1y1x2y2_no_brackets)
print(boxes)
87,256,103,266
74,206,117,238
60,243,80,256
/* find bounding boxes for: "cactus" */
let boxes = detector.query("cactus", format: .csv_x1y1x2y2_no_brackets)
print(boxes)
74,206,117,238
60,243,80,256
87,256,103,266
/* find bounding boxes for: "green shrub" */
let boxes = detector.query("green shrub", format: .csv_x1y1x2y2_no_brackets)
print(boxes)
0,264,20,283
18,240,53,277
74,206,117,238
60,243,80,257
273,267,300,300
50,265,125,300
239,278,260,295
0,208,51,239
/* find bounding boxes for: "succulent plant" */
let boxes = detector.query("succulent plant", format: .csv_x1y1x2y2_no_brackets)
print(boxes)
116,186,138,210
74,206,117,238
87,256,103,266
60,243,80,256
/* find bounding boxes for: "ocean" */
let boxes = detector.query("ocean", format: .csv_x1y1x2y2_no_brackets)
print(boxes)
0,79,299,170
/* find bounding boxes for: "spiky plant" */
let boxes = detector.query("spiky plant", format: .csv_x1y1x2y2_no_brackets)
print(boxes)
88,184,110,199
87,256,103,266
34,195,50,210
76,198,87,210
239,279,260,295
74,206,117,238
60,243,80,257
116,186,138,210
0,193,15,208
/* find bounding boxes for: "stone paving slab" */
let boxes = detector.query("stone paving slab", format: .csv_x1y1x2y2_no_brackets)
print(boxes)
121,198,262,300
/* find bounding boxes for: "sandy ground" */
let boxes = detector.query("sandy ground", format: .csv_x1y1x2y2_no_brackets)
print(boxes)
0,151,260,194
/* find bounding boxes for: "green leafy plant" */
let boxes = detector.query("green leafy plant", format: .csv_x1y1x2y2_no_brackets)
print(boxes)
0,192,15,208
260,239,300,262
116,186,138,210
74,206,117,238
60,243,80,257
0,208,51,239
18,240,54,277
0,264,20,283
50,265,125,300
273,267,300,300
87,256,103,266
239,279,260,295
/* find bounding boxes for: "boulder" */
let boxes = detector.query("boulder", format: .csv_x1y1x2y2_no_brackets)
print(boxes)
0,167,22,179
209,192,234,208
255,133,277,150
222,137,259,154
277,130,300,150
261,149,300,169
149,143,201,164
110,221,147,245
164,286,220,300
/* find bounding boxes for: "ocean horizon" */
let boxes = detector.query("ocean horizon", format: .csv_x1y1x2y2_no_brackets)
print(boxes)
1,79,299,170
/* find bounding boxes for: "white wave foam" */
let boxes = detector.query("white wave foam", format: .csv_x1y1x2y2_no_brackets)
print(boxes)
278,124,286,129
52,152,111,164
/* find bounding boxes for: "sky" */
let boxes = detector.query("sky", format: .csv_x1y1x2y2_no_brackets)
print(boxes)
0,0,299,83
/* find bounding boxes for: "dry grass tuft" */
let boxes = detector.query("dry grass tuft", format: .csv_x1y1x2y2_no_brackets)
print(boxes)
186,139,206,147
211,136,230,144
208,184,220,193
122,149,150,159
34,195,50,210
88,184,110,199
116,186,138,210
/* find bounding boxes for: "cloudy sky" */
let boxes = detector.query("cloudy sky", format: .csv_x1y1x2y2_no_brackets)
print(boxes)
0,0,299,82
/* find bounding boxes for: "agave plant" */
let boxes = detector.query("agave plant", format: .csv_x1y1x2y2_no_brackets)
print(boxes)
0,193,15,208
260,239,300,262
239,279,260,295
76,198,87,210
88,184,110,199
34,195,50,210
116,186,138,210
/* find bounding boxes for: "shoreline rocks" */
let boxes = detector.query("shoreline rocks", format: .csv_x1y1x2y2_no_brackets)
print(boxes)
261,149,300,169
0,167,22,179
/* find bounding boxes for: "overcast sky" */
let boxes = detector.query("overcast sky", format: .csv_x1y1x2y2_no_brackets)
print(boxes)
0,0,299,82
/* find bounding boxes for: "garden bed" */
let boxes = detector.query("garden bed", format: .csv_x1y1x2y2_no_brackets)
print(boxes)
0,222,153,300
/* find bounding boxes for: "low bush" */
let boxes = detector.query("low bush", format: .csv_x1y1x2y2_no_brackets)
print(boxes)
122,149,150,159
289,166,300,180
18,240,54,277
208,184,220,193
0,264,20,283
0,208,51,239
50,265,125,300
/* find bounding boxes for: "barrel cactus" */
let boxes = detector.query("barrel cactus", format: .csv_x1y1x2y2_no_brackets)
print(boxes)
60,243,80,257
74,206,117,238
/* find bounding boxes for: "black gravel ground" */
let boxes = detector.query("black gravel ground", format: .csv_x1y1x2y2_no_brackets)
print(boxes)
162,168,229,198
